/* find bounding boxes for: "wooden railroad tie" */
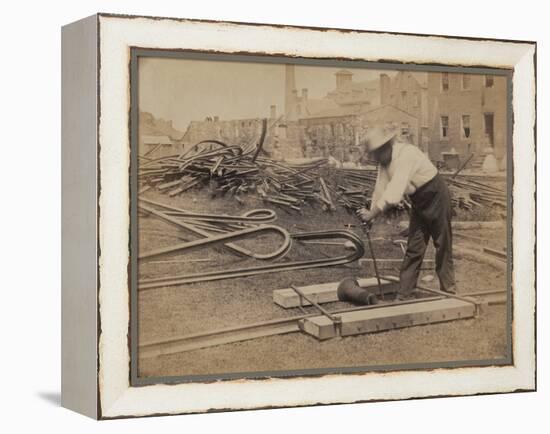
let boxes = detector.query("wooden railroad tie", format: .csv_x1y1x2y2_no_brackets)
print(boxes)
299,298,476,340
273,277,400,309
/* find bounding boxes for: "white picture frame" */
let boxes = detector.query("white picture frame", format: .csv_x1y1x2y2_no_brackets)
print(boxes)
61,13,536,419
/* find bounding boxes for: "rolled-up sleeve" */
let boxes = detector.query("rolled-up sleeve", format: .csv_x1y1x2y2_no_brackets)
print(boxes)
371,167,388,210
375,149,418,211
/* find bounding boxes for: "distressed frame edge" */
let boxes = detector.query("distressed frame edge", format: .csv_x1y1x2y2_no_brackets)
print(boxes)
94,11,536,46
95,14,537,419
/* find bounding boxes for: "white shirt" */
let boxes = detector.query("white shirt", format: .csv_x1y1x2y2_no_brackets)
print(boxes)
371,141,438,211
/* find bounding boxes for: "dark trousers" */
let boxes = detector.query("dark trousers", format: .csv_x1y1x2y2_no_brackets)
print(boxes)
399,174,455,295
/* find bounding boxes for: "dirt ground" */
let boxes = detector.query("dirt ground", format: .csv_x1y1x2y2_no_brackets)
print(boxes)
137,188,509,379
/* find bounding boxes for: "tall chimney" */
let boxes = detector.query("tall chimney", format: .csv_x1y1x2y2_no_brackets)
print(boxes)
380,73,391,105
285,64,297,121
270,105,277,119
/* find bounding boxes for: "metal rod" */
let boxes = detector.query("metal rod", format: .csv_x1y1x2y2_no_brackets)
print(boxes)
363,225,384,297
251,118,267,163
462,289,507,297
290,285,341,324
451,153,475,179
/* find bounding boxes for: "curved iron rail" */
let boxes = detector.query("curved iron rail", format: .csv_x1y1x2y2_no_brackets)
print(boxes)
138,230,365,290
139,202,289,261
139,197,277,224
139,224,291,261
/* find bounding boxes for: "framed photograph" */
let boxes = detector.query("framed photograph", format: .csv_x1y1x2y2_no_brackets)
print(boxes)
61,13,536,419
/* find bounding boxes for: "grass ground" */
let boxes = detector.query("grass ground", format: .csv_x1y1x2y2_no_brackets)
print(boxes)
137,186,508,379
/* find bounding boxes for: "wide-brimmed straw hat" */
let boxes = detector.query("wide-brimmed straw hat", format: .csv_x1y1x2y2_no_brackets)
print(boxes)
364,127,397,152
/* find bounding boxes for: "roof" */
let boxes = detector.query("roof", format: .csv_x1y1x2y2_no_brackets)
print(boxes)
328,77,379,93
324,77,380,105
360,103,418,120
350,78,379,91
303,98,340,116
301,104,361,120
139,111,185,140
301,98,419,121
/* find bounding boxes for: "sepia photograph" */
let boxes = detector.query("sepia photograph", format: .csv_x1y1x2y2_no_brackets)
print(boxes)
55,11,537,420
131,52,511,383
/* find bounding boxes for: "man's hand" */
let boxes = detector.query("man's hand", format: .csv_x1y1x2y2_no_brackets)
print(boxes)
356,207,377,223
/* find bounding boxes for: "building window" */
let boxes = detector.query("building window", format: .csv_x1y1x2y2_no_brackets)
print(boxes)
413,92,420,107
401,91,407,103
485,75,494,88
441,72,449,91
484,112,495,145
440,116,449,139
462,74,471,90
401,123,410,137
461,115,471,138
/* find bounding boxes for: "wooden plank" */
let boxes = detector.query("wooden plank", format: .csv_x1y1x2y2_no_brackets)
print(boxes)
300,298,476,340
273,277,400,308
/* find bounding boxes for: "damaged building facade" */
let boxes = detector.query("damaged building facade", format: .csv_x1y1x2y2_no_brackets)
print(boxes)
283,65,425,161
176,65,507,165
425,72,507,162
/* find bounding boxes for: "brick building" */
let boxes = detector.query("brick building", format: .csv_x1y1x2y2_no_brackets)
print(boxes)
182,116,262,149
283,65,380,122
181,112,305,160
175,66,507,164
140,135,177,157
138,111,185,156
425,72,507,161
380,71,430,151
285,66,420,160
298,104,419,160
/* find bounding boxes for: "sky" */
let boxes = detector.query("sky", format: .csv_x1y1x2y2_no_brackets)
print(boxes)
138,56,395,132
